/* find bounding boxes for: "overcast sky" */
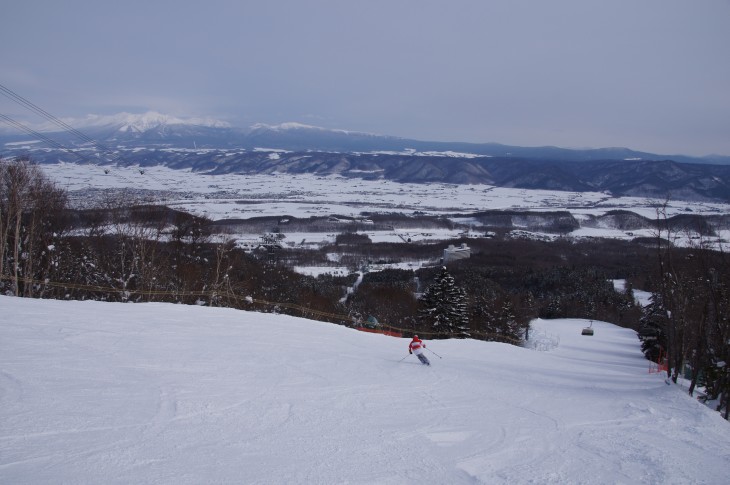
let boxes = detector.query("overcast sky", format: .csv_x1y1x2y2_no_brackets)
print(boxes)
2,0,729,156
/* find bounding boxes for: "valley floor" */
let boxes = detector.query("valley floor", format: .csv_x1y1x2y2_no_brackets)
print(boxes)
41,163,730,251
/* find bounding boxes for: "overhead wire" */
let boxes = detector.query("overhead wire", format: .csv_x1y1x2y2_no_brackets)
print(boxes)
0,83,111,149
0,83,178,196
0,112,139,186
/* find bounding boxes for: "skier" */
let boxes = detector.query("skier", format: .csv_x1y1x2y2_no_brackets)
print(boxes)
409,335,430,365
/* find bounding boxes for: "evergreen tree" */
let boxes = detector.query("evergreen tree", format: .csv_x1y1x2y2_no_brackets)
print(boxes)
638,292,668,362
543,296,563,318
623,280,635,304
472,288,499,336
418,266,469,337
499,298,521,341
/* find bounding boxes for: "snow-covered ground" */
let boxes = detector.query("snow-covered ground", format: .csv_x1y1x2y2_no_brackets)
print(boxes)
614,279,654,308
2,296,728,484
38,163,730,250
41,163,729,218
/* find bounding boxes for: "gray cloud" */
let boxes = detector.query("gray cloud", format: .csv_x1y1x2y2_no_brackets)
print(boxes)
1,0,729,156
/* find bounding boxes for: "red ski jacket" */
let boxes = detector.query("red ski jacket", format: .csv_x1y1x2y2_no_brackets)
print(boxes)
409,338,425,354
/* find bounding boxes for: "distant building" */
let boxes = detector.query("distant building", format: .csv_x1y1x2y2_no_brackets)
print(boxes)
443,243,471,264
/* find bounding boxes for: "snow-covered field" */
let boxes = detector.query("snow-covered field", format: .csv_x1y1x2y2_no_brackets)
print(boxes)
38,162,730,250
42,162,730,219
2,296,728,484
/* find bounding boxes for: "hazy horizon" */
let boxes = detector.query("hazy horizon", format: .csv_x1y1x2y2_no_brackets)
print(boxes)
2,1,729,157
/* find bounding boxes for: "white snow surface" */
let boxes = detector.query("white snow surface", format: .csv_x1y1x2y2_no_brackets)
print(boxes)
2,296,729,484
39,162,729,251
365,149,484,158
13,112,231,134
42,163,730,222
249,122,358,135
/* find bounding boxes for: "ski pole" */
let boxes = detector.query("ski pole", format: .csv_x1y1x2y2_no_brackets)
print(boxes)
398,354,411,362
426,347,442,359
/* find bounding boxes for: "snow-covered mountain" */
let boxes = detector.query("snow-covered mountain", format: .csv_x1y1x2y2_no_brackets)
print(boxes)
242,121,409,152
3,112,730,201
66,111,243,147
4,111,729,164
75,111,231,132
17,111,231,136
248,121,352,133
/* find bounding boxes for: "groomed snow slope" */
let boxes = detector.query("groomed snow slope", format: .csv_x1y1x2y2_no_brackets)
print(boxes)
1,296,728,484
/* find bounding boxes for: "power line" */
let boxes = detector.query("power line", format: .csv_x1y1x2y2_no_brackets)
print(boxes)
0,112,138,186
0,83,176,196
0,83,136,167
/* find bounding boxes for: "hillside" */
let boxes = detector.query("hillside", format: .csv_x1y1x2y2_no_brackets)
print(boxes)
1,296,728,484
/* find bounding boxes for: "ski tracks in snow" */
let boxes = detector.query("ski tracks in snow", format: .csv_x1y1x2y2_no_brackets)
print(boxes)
0,370,24,407
3,299,730,484
140,385,178,440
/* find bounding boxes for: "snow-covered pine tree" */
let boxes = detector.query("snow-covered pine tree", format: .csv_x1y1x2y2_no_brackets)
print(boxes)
418,266,469,338
499,299,521,341
638,292,668,362
472,287,499,335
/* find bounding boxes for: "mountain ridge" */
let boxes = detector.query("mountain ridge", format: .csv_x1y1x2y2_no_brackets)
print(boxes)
2,112,730,202
2,111,729,164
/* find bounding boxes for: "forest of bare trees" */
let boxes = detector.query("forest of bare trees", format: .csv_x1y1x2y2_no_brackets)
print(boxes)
639,205,730,418
0,157,68,298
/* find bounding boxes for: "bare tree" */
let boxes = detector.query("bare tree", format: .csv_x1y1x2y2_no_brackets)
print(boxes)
649,201,730,418
208,239,237,306
0,157,67,296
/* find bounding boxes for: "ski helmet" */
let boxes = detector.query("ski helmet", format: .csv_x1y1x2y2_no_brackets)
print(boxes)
413,335,418,339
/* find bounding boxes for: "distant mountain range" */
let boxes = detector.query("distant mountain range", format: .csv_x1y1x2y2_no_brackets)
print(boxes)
2,112,730,202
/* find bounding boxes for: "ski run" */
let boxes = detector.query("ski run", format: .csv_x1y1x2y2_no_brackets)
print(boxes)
1,295,729,484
